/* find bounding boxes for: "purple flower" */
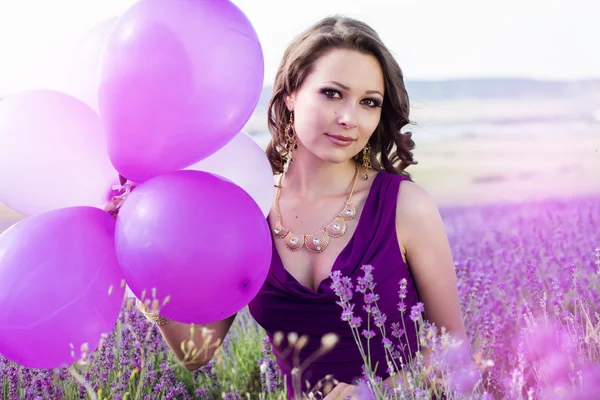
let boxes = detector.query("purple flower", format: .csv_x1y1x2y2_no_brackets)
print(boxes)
7,362,19,400
350,316,363,329
341,304,355,322
330,271,354,303
223,389,241,400
391,322,405,339
356,265,376,293
409,302,425,322
361,330,376,340
364,293,379,304
398,278,408,299
373,310,387,328
362,304,376,314
397,301,407,313
196,361,219,388
382,338,393,350
258,337,282,393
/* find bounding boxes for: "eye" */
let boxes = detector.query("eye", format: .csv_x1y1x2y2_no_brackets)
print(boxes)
320,88,341,99
362,98,382,108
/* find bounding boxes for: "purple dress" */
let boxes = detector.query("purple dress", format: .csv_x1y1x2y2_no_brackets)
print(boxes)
248,171,421,398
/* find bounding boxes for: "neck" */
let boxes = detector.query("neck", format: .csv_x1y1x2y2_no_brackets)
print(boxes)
279,145,358,202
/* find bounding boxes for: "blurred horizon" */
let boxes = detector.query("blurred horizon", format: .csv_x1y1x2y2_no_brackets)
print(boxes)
1,73,598,223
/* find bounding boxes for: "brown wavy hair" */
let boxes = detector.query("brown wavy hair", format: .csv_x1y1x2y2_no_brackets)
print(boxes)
265,15,418,180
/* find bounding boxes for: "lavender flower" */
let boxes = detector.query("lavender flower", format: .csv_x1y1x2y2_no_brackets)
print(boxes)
350,316,363,328
258,337,282,393
409,302,425,322
0,194,597,399
195,388,209,399
361,330,376,340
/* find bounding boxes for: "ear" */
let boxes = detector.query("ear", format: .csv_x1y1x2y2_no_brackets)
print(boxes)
284,93,295,112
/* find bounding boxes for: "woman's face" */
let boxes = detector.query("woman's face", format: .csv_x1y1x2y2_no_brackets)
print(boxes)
286,48,385,165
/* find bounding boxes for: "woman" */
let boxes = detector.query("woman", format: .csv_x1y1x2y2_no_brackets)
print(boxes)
134,15,466,399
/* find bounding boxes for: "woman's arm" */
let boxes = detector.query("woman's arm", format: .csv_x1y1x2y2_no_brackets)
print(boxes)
396,181,467,342
378,181,467,392
157,315,237,370
136,299,237,371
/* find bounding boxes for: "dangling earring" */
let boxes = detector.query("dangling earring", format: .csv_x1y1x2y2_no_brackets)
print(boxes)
284,111,298,165
362,143,371,180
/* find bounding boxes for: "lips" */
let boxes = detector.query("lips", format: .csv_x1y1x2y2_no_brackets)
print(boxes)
325,134,355,142
325,133,356,147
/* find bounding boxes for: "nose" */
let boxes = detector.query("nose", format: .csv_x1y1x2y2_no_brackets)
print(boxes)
336,104,358,130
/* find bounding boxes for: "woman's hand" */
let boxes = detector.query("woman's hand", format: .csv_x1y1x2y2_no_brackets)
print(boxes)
322,382,360,400
103,198,121,216
104,177,135,217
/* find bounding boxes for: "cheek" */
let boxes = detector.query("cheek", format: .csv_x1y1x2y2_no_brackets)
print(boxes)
360,111,382,136
295,103,328,138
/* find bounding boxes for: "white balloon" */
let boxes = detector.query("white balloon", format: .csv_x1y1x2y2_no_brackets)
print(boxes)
0,90,119,216
52,17,118,113
187,132,274,217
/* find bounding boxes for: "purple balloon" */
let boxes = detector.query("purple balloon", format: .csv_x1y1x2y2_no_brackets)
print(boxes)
115,170,272,324
99,0,265,183
0,207,125,369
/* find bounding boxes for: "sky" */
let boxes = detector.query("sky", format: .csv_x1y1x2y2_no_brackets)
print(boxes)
0,0,598,96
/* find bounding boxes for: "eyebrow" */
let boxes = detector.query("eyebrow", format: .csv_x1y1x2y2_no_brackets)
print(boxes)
325,80,384,98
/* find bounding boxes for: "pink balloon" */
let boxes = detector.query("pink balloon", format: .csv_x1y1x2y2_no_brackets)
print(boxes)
99,0,265,183
187,132,274,217
0,207,125,369
115,170,272,324
0,90,119,216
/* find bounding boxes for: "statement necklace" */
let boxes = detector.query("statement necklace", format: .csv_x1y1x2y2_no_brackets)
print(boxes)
273,164,360,253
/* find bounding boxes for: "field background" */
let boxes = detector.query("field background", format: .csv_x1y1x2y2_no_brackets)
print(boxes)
1,78,599,228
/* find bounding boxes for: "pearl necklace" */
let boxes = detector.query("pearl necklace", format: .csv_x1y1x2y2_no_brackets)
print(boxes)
273,164,360,253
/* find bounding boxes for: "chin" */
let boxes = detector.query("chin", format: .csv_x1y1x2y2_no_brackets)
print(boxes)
316,147,356,165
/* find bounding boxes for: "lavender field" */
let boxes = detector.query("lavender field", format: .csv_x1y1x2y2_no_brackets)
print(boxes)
1,193,599,400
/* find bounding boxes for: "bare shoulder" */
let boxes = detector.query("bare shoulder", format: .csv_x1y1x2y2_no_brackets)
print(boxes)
396,180,439,218
395,180,444,244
